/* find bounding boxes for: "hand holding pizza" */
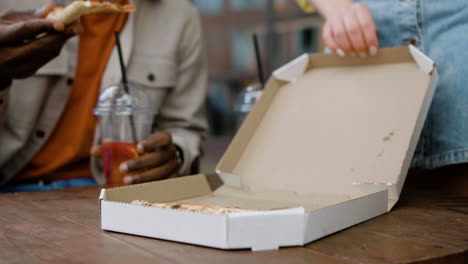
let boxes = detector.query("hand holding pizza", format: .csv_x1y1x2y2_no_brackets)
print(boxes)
0,4,78,81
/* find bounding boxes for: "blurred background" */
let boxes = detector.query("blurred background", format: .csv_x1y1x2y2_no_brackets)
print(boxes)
192,0,324,173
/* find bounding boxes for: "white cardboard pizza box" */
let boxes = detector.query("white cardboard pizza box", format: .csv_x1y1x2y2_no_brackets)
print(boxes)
100,45,438,251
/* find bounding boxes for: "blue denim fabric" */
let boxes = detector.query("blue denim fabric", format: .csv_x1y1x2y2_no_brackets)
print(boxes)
0,178,97,193
355,0,468,169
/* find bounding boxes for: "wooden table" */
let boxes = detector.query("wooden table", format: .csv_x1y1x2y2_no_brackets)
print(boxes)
0,174,466,264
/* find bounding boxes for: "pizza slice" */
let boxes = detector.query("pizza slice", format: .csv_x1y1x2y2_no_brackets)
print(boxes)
130,200,254,215
47,0,136,25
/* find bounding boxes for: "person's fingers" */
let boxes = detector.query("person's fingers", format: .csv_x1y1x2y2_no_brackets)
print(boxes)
123,159,180,185
89,139,114,157
21,33,71,60
48,20,65,32
137,132,172,154
322,22,341,56
343,12,367,56
167,172,179,179
4,32,73,79
9,59,51,79
11,52,62,79
35,4,66,32
90,145,102,157
120,145,177,173
330,17,354,56
0,19,59,44
23,28,74,54
33,4,55,18
66,21,83,35
0,9,30,23
0,4,55,22
353,3,379,56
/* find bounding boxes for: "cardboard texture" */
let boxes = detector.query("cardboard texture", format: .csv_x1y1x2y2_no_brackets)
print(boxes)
101,46,438,251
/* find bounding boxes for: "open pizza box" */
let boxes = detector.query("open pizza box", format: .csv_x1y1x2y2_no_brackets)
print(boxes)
100,45,438,251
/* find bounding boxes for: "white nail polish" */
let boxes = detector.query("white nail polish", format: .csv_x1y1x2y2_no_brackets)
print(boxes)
123,176,132,185
369,46,378,56
137,144,144,153
120,163,128,173
337,49,346,57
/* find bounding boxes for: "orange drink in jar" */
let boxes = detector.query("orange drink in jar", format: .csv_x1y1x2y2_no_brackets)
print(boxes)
94,84,156,188
102,141,138,188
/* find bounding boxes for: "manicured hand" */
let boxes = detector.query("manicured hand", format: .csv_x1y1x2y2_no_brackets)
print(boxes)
120,132,180,184
0,4,79,80
311,0,379,57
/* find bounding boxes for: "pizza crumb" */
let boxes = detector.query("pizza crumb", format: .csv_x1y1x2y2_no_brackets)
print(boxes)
130,200,253,215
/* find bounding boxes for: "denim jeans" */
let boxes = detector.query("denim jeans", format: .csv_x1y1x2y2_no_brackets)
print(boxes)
356,0,468,169
0,178,98,193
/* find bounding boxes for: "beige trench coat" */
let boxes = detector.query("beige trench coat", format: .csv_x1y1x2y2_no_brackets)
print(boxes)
0,0,208,186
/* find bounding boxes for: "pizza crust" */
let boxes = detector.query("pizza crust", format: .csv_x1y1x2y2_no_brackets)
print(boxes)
130,200,253,215
47,1,136,24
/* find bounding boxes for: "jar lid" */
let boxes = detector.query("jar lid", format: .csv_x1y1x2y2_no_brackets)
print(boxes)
236,83,263,113
94,84,156,116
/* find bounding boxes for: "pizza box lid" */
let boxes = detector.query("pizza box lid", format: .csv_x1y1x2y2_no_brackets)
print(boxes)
216,45,438,210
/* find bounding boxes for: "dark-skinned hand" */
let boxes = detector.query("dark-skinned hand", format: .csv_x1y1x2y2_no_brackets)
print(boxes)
91,132,181,185
0,4,79,81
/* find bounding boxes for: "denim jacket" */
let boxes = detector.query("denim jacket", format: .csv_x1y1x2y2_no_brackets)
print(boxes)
357,0,468,169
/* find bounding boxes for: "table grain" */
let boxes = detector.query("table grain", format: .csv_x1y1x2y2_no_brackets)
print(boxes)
0,174,466,264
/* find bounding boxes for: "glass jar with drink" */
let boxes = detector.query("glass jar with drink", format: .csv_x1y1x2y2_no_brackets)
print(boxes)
94,83,155,188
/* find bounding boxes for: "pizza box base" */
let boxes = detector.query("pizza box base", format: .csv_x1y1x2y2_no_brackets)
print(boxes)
100,174,388,251
100,45,438,251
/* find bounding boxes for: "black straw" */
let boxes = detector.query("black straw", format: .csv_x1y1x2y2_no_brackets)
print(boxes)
114,31,137,143
114,31,130,94
253,34,265,88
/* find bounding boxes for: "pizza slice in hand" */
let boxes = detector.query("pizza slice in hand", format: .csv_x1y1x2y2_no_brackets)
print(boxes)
47,0,136,24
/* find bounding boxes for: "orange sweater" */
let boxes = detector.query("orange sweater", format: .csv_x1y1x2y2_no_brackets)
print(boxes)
19,10,128,182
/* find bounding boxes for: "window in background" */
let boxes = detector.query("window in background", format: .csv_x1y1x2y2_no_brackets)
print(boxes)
207,82,238,136
232,31,252,72
193,0,224,15
274,0,287,12
196,0,322,138
296,27,318,54
231,0,267,11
